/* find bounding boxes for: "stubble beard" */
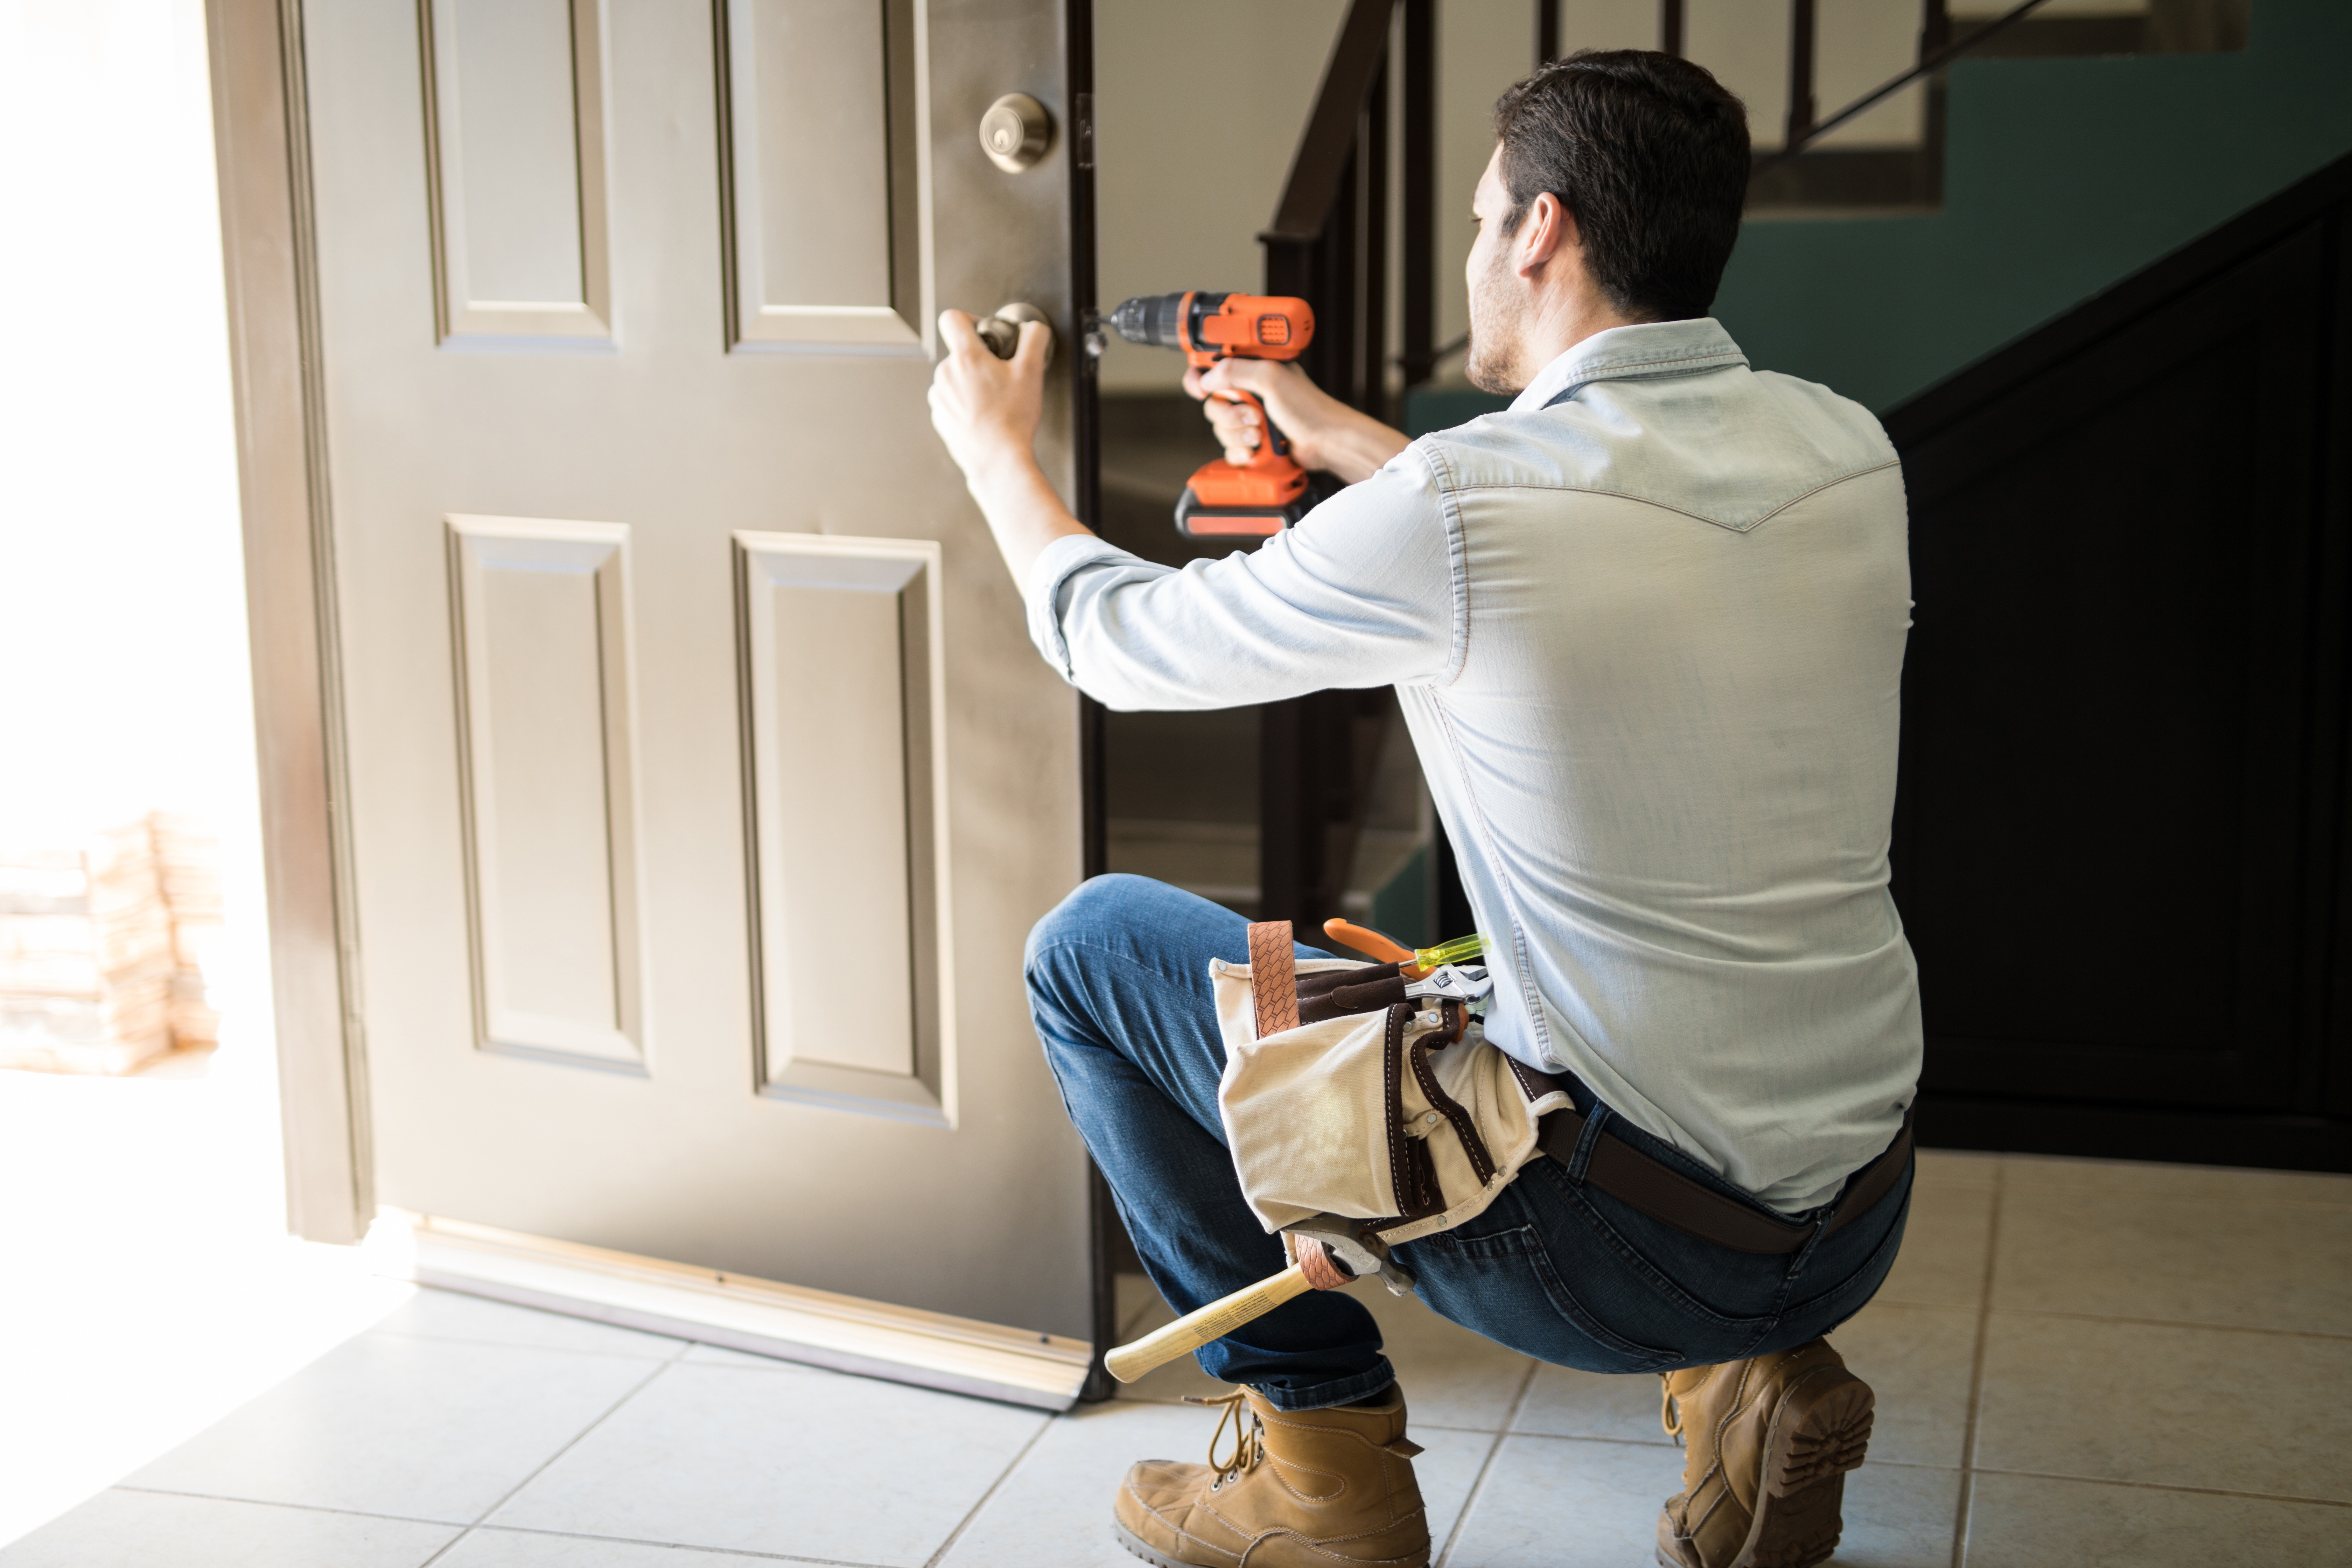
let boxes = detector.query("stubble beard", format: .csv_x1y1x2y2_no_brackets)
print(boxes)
1463,245,1530,395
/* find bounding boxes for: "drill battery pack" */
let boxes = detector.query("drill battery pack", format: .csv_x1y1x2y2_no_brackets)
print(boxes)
1175,469,1344,538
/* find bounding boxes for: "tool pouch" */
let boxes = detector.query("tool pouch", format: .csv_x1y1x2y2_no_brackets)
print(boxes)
1213,920,1572,1247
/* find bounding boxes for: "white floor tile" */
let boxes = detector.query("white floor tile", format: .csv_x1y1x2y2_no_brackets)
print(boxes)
434,1527,803,1567
1828,1302,1978,1470
2000,1155,2352,1208
126,1333,667,1524
366,1289,686,1360
1114,1274,1161,1340
1911,1150,2000,1191
1361,1288,1536,1432
1441,1435,1946,1568
1412,1425,1508,1555
489,1360,1049,1565
1992,1182,2352,1336
1875,1180,1995,1309
1439,1434,1681,1567
1973,1315,2352,1503
1961,1472,2350,1567
674,1342,811,1370
1827,1463,1960,1568
939,1401,1210,1568
0,1490,455,1568
1512,1364,1673,1446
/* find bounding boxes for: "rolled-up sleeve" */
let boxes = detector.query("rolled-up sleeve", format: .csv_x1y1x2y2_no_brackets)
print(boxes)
1018,444,1458,710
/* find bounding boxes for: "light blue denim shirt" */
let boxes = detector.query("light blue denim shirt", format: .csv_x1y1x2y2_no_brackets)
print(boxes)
1025,318,1921,1212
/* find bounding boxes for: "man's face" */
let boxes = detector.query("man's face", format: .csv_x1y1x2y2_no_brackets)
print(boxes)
1464,146,1532,395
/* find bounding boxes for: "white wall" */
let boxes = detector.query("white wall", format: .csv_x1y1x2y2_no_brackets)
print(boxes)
0,0,257,852
1093,0,1350,392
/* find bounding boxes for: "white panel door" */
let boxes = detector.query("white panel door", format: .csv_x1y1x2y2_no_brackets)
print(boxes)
300,0,1092,1357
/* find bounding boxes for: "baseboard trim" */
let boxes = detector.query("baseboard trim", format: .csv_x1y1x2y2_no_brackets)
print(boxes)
1918,1095,2352,1173
366,1210,1093,1411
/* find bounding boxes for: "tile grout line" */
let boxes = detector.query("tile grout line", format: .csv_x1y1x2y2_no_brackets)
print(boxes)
110,1486,471,1530
1960,1467,2352,1511
1948,1156,2005,1568
465,1520,901,1566
1489,1429,1677,1451
919,1412,1057,1568
1432,1359,1536,1568
1977,1306,2352,1343
417,1335,697,1567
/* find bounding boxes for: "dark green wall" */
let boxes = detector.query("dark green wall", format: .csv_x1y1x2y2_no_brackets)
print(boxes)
1715,0,2352,412
1407,0,2352,432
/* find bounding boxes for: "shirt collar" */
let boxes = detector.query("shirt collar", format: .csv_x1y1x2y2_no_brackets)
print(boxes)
1506,317,1750,413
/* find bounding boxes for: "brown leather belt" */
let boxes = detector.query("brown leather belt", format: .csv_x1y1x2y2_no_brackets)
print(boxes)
1536,1100,1914,1255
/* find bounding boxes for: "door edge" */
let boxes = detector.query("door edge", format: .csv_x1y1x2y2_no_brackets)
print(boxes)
206,0,373,1243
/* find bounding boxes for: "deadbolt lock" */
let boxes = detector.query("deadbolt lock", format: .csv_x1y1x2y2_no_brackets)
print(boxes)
979,93,1053,173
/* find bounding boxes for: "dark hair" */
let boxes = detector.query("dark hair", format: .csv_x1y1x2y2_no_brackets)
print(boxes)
1490,51,1749,322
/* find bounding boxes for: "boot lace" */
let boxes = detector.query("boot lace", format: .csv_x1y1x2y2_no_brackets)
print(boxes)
1660,1376,1684,1447
1185,1391,1265,1490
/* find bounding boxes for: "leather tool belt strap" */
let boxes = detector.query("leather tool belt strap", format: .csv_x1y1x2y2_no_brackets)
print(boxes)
1535,1099,1915,1256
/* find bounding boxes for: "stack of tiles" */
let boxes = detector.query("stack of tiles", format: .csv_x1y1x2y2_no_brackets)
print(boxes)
0,815,219,1074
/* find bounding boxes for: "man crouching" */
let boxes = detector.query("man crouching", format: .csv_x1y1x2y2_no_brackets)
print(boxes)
929,49,1919,1568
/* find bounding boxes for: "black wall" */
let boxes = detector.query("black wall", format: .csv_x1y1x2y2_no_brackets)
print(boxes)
1885,154,2352,1170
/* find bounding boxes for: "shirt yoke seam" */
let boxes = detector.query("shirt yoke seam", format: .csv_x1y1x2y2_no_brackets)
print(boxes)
1439,456,1902,534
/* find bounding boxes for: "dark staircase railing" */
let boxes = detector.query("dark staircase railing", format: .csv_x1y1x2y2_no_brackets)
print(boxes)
1253,0,1401,934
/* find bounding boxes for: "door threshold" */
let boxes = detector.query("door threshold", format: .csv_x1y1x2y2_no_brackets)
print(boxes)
364,1210,1093,1410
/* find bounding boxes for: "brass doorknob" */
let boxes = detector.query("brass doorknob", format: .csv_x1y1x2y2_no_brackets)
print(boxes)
979,93,1053,173
974,302,1055,365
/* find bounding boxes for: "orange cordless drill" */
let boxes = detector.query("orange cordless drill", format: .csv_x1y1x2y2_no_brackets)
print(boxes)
1106,291,1332,538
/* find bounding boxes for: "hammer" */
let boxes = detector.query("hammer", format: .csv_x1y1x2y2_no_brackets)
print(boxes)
1104,1218,1413,1383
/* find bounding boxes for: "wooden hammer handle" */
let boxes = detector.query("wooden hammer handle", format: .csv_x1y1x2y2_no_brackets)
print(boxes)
1105,1264,1315,1383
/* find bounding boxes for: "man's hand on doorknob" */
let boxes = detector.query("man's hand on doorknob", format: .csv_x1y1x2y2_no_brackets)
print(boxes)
929,308,1050,487
927,309,1091,580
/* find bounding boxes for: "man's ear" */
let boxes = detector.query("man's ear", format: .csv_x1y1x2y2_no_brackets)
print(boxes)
1515,191,1575,278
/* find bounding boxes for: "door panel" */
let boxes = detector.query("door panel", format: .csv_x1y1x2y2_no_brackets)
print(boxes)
449,516,646,1073
718,0,922,350
736,533,947,1123
304,0,1091,1342
419,0,613,343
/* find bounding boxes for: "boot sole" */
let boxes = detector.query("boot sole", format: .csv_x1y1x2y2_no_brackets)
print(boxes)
1115,1517,1431,1568
1737,1365,1876,1568
1654,1365,1875,1568
1114,1519,1199,1568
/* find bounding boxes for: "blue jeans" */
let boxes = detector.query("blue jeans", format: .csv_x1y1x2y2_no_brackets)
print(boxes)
1027,874,1913,1412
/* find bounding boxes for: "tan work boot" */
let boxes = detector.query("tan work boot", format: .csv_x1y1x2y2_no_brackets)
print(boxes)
1655,1339,1875,1568
1114,1385,1430,1568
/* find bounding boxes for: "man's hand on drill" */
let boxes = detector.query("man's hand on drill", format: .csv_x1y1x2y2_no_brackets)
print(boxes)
1186,358,1412,486
927,309,1093,581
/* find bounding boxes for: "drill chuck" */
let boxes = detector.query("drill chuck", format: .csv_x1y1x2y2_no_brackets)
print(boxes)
1107,292,1222,350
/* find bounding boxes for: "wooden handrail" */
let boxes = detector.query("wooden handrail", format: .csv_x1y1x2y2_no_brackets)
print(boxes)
1260,0,1396,245
1757,0,2054,172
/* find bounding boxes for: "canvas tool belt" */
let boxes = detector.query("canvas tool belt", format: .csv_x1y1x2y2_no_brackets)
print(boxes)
1214,920,1571,1248
1215,921,1917,1258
